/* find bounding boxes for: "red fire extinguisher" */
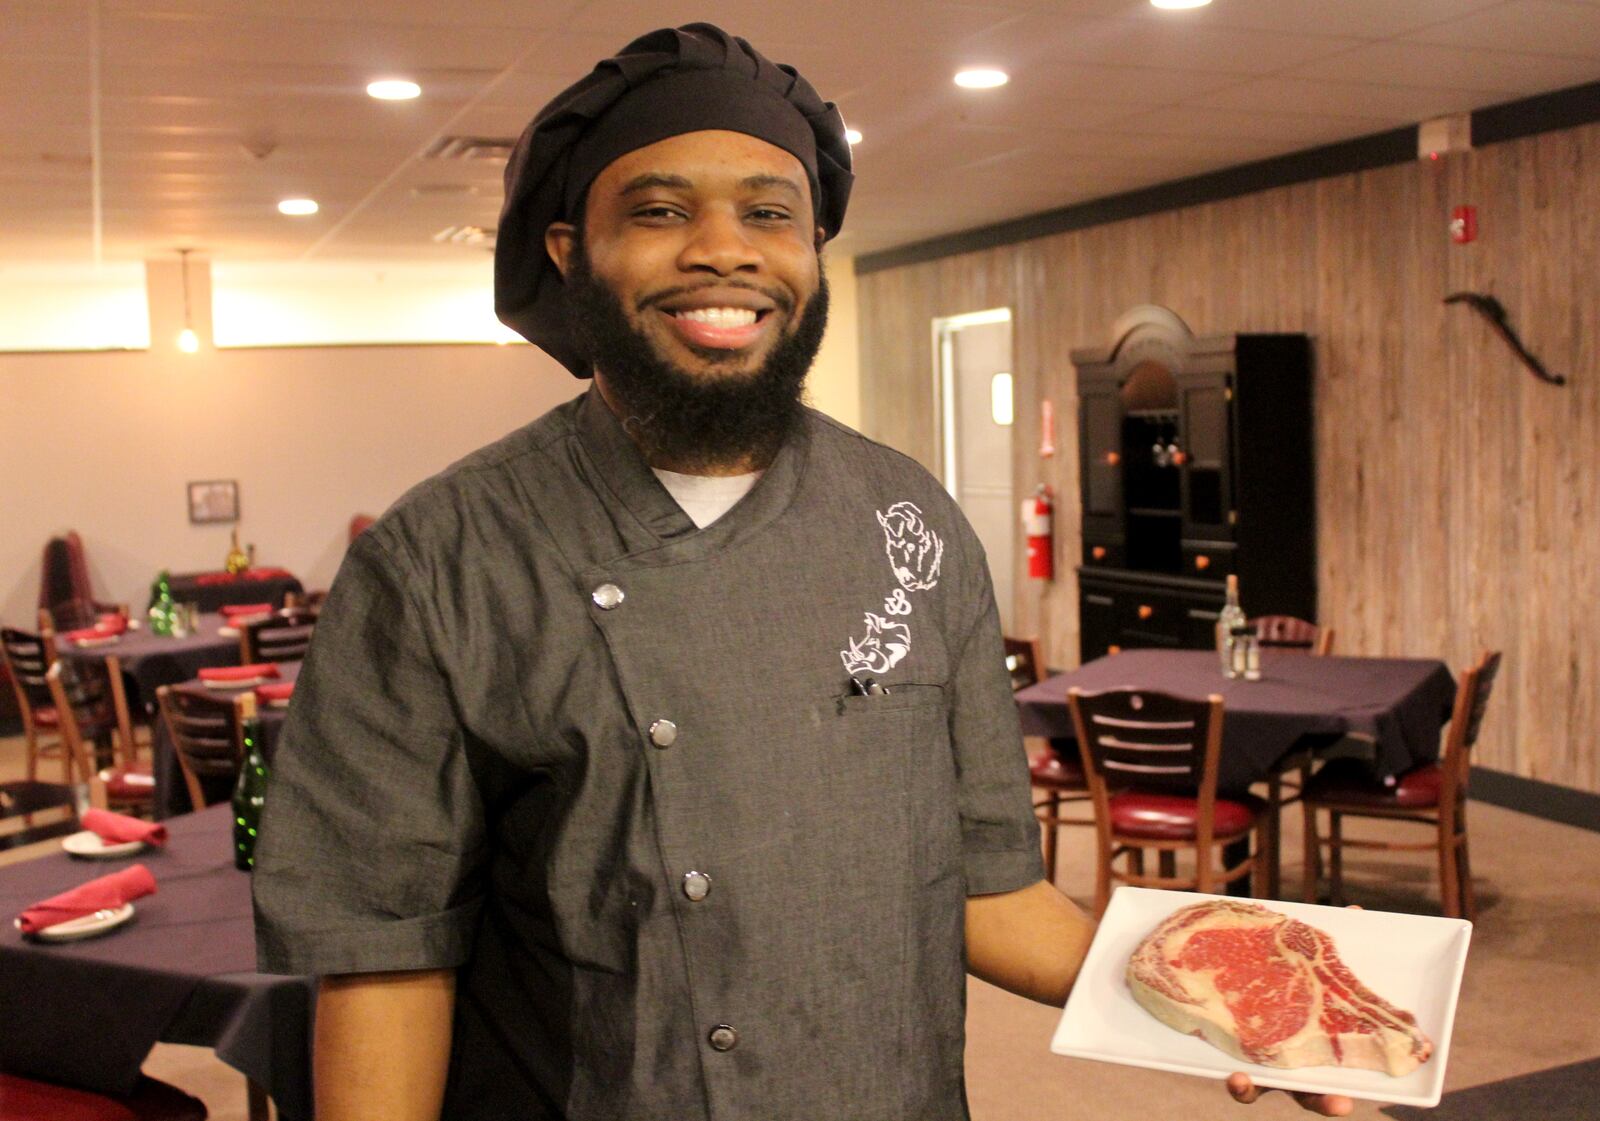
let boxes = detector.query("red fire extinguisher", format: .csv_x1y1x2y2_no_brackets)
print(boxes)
1022,484,1054,581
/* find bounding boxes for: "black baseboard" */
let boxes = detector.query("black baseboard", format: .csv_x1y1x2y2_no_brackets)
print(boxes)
1471,767,1600,834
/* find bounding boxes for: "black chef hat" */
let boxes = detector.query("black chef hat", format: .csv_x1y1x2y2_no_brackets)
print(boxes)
494,23,854,377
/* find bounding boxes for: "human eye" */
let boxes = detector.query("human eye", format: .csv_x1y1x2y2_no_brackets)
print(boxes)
631,202,687,224
747,205,795,225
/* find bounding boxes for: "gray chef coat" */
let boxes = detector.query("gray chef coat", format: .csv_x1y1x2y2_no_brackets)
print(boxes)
253,387,1042,1120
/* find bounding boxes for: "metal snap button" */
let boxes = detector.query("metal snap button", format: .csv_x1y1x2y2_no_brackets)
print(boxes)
591,583,624,610
682,870,711,901
649,719,678,748
707,1024,738,1051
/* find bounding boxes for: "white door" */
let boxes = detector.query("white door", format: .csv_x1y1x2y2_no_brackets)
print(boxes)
937,311,1015,633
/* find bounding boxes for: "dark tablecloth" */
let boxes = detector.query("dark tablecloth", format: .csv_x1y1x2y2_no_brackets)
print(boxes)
167,570,303,614
1016,650,1458,792
152,663,298,820
0,805,313,1118
51,613,242,705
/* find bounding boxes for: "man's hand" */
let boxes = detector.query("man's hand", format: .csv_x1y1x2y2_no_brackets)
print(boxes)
316,969,455,1121
1227,1073,1354,1116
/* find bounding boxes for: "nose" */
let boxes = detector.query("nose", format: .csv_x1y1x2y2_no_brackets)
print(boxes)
676,207,760,276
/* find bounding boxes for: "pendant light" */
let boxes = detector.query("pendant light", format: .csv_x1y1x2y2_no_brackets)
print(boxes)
175,248,199,353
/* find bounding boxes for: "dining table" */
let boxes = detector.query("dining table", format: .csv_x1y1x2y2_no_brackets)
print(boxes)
0,804,314,1119
151,662,299,820
166,569,304,614
50,612,243,709
1016,648,1458,897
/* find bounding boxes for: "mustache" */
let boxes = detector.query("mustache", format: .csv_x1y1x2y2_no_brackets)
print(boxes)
637,280,795,316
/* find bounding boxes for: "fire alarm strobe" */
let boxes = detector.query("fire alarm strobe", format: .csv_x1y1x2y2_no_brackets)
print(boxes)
1450,205,1477,244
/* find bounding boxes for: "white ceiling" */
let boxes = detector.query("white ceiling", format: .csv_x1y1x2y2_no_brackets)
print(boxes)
4,0,1599,267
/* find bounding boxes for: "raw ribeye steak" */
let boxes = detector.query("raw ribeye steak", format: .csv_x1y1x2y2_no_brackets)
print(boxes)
1126,900,1433,1075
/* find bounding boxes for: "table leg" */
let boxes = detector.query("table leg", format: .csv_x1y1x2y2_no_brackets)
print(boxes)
1222,837,1252,897
1264,774,1284,898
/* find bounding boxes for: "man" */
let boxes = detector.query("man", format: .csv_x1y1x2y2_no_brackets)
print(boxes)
254,24,1350,1120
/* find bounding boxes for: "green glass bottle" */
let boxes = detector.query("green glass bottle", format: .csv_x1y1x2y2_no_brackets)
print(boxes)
147,569,177,636
232,703,268,871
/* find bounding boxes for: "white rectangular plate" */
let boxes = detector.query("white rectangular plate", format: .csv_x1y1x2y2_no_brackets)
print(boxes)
1051,888,1471,1107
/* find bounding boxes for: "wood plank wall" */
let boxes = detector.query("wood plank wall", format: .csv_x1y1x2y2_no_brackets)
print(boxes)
856,120,1600,793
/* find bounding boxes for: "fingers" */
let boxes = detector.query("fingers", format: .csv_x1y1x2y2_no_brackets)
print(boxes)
1227,1073,1262,1104
1227,1073,1354,1116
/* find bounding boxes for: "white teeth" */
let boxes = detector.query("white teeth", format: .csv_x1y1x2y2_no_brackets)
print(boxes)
675,307,758,327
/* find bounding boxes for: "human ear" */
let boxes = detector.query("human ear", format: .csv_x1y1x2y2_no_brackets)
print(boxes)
545,222,577,279
814,225,827,252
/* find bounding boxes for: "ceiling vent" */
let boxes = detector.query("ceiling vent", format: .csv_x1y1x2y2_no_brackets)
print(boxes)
433,224,494,247
424,136,516,162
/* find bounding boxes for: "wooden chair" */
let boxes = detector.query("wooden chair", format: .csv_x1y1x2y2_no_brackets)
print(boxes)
44,661,153,816
1068,686,1266,918
157,686,255,813
37,596,130,635
1302,650,1501,919
1247,614,1334,897
1,627,67,783
1250,614,1335,657
0,1072,206,1120
1008,637,1093,885
239,608,317,664
0,778,80,852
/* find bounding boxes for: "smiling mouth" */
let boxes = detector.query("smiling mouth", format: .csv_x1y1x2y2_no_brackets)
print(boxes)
663,305,775,351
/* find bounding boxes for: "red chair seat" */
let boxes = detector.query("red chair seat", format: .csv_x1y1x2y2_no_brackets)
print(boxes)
99,762,155,803
1110,789,1264,840
0,1073,207,1121
1029,751,1087,788
32,706,60,728
1304,759,1442,809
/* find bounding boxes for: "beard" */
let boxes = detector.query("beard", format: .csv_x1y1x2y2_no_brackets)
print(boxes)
565,246,830,472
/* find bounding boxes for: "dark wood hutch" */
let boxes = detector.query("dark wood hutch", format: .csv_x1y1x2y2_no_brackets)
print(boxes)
1073,306,1315,662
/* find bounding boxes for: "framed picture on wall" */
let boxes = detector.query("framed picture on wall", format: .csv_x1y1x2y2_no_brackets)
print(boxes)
187,479,239,524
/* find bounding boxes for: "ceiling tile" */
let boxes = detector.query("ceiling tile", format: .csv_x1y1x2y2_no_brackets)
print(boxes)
1402,1,1600,60
1295,40,1600,94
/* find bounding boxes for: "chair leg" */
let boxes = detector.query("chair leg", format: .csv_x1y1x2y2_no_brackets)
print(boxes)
1041,791,1059,885
1158,850,1176,881
1195,841,1213,896
1129,848,1145,878
23,724,40,783
1328,811,1344,907
1264,774,1284,898
1302,803,1320,904
1094,836,1112,919
1439,829,1461,919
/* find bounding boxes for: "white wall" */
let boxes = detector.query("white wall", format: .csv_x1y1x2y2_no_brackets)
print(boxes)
1,257,862,628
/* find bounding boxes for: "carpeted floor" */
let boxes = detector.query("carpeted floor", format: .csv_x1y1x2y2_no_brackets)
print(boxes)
5,732,1598,1120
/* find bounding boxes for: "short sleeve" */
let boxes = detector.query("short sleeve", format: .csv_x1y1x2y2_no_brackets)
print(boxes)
947,558,1044,896
253,529,487,975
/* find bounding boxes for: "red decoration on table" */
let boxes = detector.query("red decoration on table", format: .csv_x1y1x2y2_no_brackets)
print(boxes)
220,603,274,618
199,663,281,682
16,864,157,933
81,808,168,847
254,681,295,705
195,568,294,586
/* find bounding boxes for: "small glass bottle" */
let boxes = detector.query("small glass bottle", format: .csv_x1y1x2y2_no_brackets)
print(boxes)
232,696,268,871
1230,625,1255,679
1215,574,1246,676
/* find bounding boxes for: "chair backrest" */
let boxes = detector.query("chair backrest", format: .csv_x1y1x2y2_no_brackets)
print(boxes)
1250,614,1334,656
157,685,251,811
1067,687,1225,795
1002,636,1046,692
1,628,55,717
240,609,318,664
1441,650,1502,799
44,661,116,785
38,532,93,611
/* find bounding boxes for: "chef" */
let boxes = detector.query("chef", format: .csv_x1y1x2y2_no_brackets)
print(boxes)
253,23,1352,1120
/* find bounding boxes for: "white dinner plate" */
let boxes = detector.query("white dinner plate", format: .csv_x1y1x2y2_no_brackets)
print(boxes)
61,830,146,859
216,625,240,637
202,675,272,689
16,902,136,942
1051,887,1472,1107
73,633,121,647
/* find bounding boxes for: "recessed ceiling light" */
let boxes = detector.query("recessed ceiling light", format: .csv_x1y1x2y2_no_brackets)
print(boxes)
278,198,319,216
954,68,1009,90
1151,0,1212,9
367,78,421,101
844,128,863,146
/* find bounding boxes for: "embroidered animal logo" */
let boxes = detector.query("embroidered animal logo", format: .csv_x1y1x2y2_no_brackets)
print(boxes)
877,501,943,592
841,613,912,675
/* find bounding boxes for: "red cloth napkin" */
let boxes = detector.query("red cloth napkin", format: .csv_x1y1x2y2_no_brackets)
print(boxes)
220,603,273,618
95,613,129,635
199,663,280,682
81,808,167,847
16,864,157,933
62,626,119,644
255,681,295,705
244,567,293,581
